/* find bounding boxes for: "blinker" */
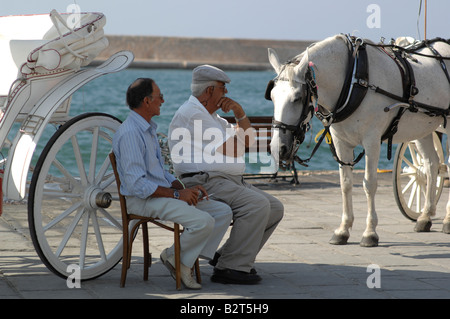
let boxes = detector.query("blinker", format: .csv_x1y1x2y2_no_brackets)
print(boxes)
265,80,275,100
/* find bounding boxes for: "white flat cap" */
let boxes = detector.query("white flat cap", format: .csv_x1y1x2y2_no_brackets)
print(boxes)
192,65,230,84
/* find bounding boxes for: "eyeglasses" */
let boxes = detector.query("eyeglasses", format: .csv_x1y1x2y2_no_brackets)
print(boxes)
147,94,164,100
208,85,227,91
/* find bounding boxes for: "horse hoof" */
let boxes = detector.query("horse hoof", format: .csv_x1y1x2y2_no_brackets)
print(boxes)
329,233,349,245
360,236,379,247
443,223,450,234
414,220,432,232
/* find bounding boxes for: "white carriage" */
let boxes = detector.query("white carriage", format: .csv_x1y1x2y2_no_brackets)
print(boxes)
0,10,134,280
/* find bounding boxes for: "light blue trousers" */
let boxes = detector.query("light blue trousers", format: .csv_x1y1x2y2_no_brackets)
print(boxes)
126,196,232,267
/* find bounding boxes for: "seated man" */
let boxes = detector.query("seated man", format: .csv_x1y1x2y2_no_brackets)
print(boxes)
112,78,232,289
169,65,284,285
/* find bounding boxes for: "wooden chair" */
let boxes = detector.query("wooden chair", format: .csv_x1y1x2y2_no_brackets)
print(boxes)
109,152,201,290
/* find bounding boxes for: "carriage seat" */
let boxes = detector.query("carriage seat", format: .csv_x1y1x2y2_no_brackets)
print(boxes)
0,38,48,97
0,13,57,97
0,11,108,116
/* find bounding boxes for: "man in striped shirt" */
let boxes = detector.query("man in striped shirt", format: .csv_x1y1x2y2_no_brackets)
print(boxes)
112,78,232,289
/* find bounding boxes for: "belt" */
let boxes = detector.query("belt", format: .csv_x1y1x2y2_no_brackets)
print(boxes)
179,171,204,179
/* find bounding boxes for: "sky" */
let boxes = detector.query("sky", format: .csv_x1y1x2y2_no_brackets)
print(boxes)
1,0,449,42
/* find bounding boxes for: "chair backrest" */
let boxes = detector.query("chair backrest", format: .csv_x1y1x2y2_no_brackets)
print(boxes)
109,152,129,222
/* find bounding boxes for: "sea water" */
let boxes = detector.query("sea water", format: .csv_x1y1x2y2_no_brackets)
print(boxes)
45,67,397,174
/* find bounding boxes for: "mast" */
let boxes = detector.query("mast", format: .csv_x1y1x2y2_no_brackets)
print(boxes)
424,0,427,40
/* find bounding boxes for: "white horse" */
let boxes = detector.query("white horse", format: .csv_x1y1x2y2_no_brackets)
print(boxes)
267,34,450,247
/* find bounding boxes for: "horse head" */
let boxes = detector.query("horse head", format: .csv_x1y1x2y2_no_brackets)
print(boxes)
266,48,314,165
267,35,352,166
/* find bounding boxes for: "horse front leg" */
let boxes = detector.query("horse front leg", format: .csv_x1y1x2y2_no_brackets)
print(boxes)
330,144,354,245
414,135,439,232
360,141,381,247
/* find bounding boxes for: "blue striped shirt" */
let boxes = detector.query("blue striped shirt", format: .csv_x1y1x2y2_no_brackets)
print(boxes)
112,111,176,199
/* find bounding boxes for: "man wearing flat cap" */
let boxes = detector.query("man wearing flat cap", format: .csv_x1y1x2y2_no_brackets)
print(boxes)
169,65,284,285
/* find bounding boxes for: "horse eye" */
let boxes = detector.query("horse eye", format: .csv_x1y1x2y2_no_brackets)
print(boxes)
293,95,302,103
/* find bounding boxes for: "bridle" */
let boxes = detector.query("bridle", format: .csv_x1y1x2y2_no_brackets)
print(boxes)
265,61,317,165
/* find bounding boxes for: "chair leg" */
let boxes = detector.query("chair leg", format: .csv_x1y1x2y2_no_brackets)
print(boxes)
120,226,130,288
142,223,149,281
174,223,182,290
195,258,201,284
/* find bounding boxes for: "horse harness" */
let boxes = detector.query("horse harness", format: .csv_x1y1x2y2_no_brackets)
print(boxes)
371,37,450,160
267,35,450,167
317,35,450,165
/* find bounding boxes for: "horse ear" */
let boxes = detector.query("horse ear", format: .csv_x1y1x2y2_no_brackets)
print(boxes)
268,48,282,74
294,49,310,77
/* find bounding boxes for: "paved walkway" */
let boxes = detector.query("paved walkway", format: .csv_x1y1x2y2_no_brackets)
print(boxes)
1,170,450,300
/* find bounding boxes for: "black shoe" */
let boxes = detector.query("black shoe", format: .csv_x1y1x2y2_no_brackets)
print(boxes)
211,268,261,285
208,252,220,267
209,253,258,275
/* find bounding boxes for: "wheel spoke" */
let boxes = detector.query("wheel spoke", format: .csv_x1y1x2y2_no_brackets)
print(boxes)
43,201,82,231
99,173,116,191
408,143,420,167
41,190,83,199
401,177,415,195
55,207,85,257
79,211,90,268
91,210,107,262
96,157,113,186
400,154,415,170
408,182,418,209
71,135,88,186
416,183,422,212
97,207,122,229
52,158,80,188
88,127,99,184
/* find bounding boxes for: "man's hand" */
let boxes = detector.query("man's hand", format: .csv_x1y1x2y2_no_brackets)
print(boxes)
217,97,244,117
179,185,209,205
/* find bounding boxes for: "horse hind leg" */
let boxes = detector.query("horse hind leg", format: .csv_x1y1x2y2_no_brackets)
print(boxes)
443,194,450,234
443,130,450,234
413,135,439,232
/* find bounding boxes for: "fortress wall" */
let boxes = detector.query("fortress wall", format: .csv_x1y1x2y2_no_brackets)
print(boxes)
96,35,313,70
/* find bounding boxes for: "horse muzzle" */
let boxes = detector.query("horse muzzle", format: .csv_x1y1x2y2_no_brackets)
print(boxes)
271,128,298,163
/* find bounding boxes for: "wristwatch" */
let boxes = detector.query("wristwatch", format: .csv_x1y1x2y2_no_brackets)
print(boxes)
173,189,180,200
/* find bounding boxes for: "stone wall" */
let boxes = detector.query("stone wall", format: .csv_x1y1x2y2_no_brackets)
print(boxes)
97,35,313,70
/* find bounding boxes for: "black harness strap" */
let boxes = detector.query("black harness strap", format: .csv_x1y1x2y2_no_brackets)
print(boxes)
322,36,368,166
425,43,450,84
334,39,369,123
378,46,418,160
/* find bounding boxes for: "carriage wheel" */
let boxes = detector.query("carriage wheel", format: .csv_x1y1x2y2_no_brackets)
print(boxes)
28,113,123,280
393,132,445,221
